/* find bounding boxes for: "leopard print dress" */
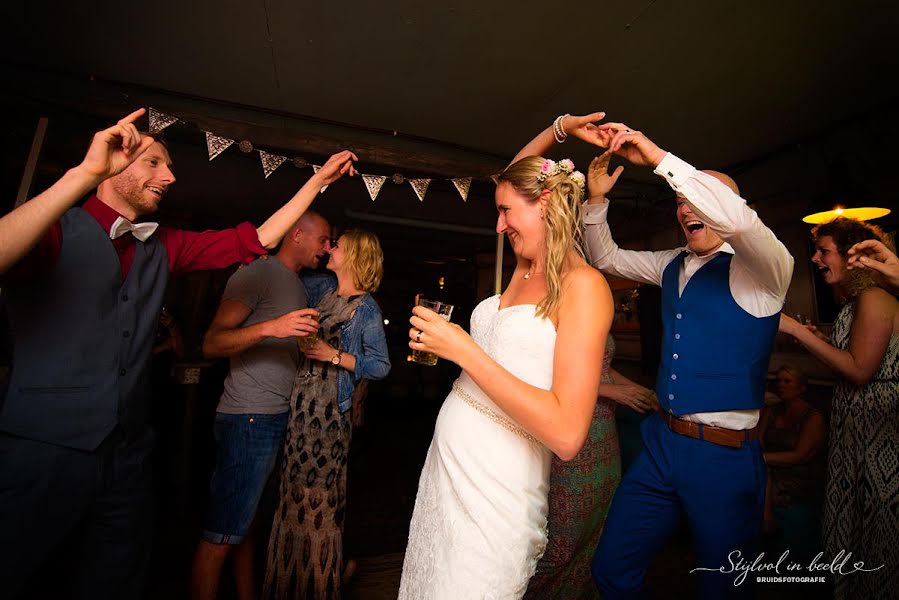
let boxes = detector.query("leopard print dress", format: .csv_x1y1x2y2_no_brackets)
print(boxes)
264,291,363,600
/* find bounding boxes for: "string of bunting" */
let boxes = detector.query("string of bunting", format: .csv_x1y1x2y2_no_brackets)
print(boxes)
148,106,478,203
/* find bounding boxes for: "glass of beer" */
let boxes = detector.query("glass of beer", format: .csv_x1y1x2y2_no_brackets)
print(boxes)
412,298,454,366
297,313,320,352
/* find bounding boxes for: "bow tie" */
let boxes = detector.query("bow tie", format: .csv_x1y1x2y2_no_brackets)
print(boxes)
109,216,159,242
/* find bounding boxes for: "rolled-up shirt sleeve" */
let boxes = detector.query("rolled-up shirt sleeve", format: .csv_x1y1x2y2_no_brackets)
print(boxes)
159,222,267,274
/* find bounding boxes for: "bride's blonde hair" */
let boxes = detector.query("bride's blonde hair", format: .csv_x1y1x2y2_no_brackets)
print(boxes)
496,155,585,318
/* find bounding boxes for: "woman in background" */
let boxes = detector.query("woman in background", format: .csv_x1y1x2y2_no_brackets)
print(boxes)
264,230,391,600
779,218,898,600
759,364,826,562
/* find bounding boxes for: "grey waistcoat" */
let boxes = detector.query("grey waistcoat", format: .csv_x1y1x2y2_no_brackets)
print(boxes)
0,207,168,450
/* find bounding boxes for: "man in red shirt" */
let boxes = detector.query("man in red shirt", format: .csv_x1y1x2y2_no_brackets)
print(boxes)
0,109,357,599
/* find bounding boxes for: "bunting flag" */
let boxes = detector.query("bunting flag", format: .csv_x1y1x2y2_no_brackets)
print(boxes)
148,107,178,133
361,175,387,201
451,178,472,202
312,165,329,193
135,107,493,198
409,178,431,202
205,132,234,161
259,150,287,178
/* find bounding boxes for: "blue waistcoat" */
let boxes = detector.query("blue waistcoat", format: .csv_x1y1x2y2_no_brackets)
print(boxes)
656,252,779,415
0,208,168,450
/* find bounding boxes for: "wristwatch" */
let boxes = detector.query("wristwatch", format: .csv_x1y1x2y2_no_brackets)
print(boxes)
330,349,343,366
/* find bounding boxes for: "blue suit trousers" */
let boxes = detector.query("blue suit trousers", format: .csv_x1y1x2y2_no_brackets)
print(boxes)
593,413,766,599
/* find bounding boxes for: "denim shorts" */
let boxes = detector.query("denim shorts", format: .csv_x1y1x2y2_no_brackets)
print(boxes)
202,412,288,544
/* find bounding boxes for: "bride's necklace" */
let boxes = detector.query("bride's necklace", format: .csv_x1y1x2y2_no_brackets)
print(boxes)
523,266,543,280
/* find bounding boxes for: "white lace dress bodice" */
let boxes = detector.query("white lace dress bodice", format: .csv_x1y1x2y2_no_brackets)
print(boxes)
399,295,557,599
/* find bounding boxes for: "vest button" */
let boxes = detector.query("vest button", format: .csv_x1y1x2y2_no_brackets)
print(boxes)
122,294,129,302
668,394,674,400
673,353,679,360
123,331,130,338
676,313,682,319
675,333,681,340
119,368,127,376
671,374,677,380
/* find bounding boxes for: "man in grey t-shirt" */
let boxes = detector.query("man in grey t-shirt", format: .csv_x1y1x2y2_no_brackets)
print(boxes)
216,255,308,415
191,212,332,600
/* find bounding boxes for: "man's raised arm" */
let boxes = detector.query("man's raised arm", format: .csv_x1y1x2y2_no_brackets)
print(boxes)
255,151,357,249
583,151,680,286
0,109,153,274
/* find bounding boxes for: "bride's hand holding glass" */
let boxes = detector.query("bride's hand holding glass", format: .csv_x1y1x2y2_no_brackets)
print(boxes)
409,306,476,365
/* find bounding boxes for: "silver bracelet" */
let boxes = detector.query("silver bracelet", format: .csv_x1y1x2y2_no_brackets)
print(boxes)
552,113,570,143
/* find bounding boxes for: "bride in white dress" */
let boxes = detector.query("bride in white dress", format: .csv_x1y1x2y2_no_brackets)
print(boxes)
399,114,615,599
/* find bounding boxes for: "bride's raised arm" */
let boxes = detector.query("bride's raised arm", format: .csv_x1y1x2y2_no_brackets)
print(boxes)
509,111,610,165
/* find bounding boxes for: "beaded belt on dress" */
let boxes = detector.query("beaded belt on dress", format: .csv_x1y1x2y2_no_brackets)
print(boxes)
451,382,541,445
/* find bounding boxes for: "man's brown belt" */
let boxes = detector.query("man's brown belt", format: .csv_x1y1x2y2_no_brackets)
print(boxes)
662,411,759,448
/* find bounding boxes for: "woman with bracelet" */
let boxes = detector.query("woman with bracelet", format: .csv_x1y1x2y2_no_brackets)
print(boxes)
264,230,391,600
399,113,614,599
779,218,898,600
525,150,656,599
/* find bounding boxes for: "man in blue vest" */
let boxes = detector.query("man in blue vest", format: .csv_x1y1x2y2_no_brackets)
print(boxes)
584,122,793,598
0,109,357,599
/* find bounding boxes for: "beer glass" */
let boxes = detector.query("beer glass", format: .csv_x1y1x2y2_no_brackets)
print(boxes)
297,313,320,351
412,298,454,366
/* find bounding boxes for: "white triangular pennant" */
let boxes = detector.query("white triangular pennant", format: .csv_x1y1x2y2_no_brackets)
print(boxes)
148,107,178,133
409,178,431,202
259,150,287,179
312,165,329,193
361,175,387,201
451,178,472,202
205,132,234,161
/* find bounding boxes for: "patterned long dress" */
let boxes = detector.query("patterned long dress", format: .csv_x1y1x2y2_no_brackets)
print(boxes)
264,291,364,600
823,301,899,600
524,336,621,599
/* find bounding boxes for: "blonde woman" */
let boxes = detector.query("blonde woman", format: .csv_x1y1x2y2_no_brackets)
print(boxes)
264,230,391,600
399,115,614,599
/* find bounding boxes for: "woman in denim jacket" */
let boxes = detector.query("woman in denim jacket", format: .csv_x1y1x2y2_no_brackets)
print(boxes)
265,230,390,600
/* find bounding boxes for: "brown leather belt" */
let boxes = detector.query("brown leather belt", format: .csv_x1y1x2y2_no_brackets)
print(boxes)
661,411,758,448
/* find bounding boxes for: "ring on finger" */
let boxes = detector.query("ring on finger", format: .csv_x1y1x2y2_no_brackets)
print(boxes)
416,330,423,343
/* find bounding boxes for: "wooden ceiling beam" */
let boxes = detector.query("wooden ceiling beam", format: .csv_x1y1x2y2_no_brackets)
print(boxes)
0,63,508,179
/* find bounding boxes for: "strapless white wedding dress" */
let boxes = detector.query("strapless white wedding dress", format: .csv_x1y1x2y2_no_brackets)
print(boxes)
399,295,556,599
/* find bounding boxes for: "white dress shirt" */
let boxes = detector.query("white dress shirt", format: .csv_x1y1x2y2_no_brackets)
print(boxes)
584,153,794,429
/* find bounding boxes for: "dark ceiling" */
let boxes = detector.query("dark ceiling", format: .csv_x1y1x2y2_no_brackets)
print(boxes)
4,1,898,161
1,1,898,244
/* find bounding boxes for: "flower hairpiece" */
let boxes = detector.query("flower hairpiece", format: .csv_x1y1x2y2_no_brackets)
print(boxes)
536,158,586,191
569,171,586,190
